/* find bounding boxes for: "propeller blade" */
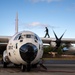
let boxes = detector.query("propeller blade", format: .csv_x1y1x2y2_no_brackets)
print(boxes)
39,63,47,70
60,30,66,40
53,30,58,40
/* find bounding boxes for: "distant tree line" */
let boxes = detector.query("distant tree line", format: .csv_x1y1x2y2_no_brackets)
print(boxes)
43,45,65,55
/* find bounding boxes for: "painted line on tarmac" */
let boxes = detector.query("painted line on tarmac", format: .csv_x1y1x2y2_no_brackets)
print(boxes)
40,70,75,73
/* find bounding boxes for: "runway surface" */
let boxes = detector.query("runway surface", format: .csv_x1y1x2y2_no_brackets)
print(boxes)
44,60,75,64
0,60,75,75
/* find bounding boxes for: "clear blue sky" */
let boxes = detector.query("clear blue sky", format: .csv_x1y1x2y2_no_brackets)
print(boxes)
0,0,75,38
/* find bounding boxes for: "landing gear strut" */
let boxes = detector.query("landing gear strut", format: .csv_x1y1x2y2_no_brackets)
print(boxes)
21,63,31,72
3,62,7,68
21,65,26,72
27,63,31,72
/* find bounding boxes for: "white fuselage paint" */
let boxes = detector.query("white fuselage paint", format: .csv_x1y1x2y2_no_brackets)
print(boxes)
6,31,43,65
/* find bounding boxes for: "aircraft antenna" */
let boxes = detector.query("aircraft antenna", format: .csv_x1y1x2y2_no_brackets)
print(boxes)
15,12,18,34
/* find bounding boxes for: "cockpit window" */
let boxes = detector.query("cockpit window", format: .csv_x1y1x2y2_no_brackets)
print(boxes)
34,34,42,42
35,35,38,40
18,35,23,40
26,34,31,38
14,33,21,40
14,34,34,40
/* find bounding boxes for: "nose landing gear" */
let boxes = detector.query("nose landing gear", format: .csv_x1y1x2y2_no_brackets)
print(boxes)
21,63,31,72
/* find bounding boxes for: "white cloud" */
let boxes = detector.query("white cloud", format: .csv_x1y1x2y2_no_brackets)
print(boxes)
24,22,59,29
27,22,49,27
20,22,59,30
28,22,41,26
29,0,62,3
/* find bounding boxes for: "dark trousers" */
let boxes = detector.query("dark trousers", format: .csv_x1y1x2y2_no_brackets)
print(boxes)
44,33,50,38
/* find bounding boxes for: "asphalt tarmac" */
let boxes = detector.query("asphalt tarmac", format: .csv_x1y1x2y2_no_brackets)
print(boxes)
0,60,75,75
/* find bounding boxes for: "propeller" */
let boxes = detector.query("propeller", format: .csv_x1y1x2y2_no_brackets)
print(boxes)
53,30,66,48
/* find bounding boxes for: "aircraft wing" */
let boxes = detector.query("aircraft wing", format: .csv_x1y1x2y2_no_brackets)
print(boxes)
41,37,75,44
61,38,75,43
0,36,75,45
0,36,11,54
0,36,11,44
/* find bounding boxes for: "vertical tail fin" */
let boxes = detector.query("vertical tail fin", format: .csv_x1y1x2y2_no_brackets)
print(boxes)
15,12,18,34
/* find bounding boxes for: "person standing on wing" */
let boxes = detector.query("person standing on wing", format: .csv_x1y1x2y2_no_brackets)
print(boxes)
44,27,50,38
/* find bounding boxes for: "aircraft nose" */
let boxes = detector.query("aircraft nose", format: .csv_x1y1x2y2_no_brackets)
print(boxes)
20,43,38,63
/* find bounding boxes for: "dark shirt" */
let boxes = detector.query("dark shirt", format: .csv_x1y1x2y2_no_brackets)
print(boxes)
46,28,48,33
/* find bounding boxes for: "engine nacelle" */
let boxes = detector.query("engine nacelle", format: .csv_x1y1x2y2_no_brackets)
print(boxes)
50,42,56,47
3,50,9,63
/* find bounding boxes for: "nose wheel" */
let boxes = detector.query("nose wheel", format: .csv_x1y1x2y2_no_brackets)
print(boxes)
3,62,7,68
21,65,26,72
21,63,31,72
27,63,31,72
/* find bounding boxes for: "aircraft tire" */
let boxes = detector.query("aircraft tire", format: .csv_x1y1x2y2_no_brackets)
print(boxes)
21,65,26,72
27,63,31,72
3,62,7,68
